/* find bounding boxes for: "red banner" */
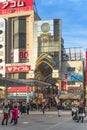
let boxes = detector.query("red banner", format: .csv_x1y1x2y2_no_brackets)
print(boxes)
0,0,34,15
6,65,31,73
7,87,32,92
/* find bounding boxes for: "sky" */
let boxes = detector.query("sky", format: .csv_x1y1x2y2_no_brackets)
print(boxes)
35,0,87,54
0,0,87,54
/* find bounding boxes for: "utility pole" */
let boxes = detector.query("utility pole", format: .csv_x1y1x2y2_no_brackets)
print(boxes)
83,69,86,105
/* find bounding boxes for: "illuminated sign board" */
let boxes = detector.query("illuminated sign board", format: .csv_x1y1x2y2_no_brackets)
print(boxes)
0,0,33,15
7,87,32,92
6,64,31,73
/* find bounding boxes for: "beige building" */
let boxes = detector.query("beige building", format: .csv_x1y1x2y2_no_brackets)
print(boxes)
0,0,64,100
0,0,84,102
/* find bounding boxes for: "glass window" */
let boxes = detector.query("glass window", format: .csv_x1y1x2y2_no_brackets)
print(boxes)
13,34,19,49
13,16,26,49
13,19,18,34
19,73,26,79
67,67,75,72
19,17,26,33
13,73,19,79
19,34,26,48
67,81,75,85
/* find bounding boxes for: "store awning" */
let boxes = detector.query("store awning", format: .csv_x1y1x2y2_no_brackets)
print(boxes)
59,93,81,100
59,94,70,100
0,77,51,87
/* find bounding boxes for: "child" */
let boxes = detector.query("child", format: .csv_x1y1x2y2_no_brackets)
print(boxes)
2,105,9,125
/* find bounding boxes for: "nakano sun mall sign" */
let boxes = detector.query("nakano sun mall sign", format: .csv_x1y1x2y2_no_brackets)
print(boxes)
0,0,34,14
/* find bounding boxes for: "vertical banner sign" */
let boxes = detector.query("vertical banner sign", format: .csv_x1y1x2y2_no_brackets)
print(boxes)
86,50,87,85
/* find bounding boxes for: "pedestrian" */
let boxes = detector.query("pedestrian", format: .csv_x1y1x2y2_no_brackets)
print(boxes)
77,102,85,123
26,102,30,115
10,105,18,125
21,102,26,116
2,105,9,125
8,101,13,118
71,104,78,120
42,102,45,115
57,102,61,117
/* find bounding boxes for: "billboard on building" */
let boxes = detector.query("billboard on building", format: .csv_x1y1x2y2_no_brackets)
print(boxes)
0,0,34,15
37,20,60,53
6,63,31,73
7,87,32,92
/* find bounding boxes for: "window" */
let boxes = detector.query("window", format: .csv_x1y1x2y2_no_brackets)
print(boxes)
67,67,75,72
67,81,75,85
13,16,26,49
0,45,3,48
19,73,26,79
0,30,2,34
0,59,2,63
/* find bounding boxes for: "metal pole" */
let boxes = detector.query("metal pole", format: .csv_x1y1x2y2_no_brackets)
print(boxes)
4,86,8,105
26,85,29,103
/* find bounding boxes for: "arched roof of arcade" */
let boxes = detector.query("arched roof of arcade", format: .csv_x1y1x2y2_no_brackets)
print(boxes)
35,53,56,78
35,53,56,70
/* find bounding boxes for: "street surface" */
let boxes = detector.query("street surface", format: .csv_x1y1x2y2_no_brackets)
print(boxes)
0,110,87,130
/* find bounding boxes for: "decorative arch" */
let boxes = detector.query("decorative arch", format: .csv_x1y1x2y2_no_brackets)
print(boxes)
35,53,56,82
35,53,56,70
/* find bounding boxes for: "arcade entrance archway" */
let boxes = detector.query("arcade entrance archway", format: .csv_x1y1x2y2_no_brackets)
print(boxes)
35,53,57,84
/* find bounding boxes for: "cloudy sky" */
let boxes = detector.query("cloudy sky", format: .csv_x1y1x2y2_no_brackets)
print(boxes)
35,0,87,52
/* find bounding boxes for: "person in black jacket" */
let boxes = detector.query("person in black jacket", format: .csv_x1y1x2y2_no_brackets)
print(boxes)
26,103,30,115
77,103,85,123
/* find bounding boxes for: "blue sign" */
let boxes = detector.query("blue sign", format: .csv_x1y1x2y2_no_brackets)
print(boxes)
70,74,83,81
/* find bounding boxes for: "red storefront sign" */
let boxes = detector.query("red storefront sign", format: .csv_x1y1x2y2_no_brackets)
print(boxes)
0,0,33,15
6,65,31,73
7,87,32,92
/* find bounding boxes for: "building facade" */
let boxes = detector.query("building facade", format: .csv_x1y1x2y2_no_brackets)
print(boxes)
0,0,84,102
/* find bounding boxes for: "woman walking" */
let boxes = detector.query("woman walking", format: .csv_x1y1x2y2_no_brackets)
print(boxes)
10,105,18,125
2,105,9,125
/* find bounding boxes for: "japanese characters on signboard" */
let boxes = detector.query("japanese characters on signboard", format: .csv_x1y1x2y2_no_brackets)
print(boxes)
0,0,34,15
6,63,31,73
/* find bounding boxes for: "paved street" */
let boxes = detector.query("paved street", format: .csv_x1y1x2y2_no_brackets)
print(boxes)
0,110,87,130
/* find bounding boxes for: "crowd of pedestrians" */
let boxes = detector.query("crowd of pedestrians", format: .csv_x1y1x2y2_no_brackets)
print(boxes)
1,97,57,126
1,98,87,126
